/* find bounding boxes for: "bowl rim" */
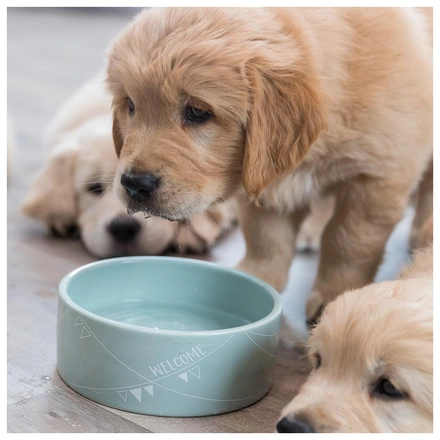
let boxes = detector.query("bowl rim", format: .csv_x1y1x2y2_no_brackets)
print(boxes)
58,256,283,336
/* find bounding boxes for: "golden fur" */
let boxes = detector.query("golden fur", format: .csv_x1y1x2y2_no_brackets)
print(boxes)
106,8,432,321
21,75,236,258
278,245,433,432
21,73,329,258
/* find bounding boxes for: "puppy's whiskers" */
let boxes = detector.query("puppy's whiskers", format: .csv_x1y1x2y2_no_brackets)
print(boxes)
171,219,184,254
206,210,231,241
140,215,148,244
215,197,235,214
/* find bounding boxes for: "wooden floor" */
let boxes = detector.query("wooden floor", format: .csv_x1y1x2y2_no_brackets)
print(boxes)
6,8,310,433
7,7,414,433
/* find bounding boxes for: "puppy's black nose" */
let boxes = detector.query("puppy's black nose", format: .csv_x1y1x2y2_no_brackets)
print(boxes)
121,172,159,200
276,417,315,433
107,216,141,242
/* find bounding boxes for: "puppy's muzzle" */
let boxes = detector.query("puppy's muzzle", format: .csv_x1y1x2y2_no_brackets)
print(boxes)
121,171,160,202
276,416,315,433
107,215,142,243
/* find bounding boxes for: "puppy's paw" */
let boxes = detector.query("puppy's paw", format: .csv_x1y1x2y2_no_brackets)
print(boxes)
170,223,208,254
170,205,237,254
305,290,326,324
194,203,237,242
49,221,79,238
279,316,309,350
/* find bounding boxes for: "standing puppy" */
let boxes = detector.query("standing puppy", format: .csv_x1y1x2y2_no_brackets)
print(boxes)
106,8,432,321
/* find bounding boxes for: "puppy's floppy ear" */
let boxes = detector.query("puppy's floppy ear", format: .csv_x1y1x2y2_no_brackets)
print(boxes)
243,52,328,201
22,143,78,236
112,110,124,157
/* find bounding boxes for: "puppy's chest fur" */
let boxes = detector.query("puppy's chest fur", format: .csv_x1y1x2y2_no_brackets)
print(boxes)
258,154,359,214
260,167,319,214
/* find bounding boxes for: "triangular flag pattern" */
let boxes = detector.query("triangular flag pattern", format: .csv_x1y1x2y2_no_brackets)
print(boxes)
188,366,201,379
129,388,142,402
178,372,188,382
80,326,91,339
118,390,128,402
144,385,154,396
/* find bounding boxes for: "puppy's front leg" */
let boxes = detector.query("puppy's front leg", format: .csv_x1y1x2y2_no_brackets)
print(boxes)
236,199,307,292
306,177,410,321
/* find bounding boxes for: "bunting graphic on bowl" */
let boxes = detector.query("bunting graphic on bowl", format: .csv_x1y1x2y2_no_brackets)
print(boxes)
59,309,278,405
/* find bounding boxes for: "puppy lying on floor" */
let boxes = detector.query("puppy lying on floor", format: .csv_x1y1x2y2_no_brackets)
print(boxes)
277,238,433,433
21,76,237,258
106,7,433,322
22,74,328,258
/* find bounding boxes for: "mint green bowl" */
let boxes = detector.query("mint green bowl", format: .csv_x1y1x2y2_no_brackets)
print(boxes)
57,257,282,417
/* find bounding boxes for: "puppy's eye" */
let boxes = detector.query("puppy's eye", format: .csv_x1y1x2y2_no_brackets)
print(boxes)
127,97,135,116
184,105,211,123
314,353,322,369
372,379,405,399
87,182,104,195
309,352,322,370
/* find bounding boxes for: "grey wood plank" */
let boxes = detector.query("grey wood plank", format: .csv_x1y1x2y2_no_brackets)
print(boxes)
7,387,151,433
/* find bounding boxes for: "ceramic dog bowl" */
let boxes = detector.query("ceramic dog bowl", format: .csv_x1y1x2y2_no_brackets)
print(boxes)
57,257,282,417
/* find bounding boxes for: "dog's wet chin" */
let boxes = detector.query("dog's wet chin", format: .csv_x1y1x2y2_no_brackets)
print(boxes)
124,194,205,222
124,198,169,220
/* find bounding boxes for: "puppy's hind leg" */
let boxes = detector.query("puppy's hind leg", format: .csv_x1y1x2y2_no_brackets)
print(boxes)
296,193,335,253
410,159,433,250
306,177,411,322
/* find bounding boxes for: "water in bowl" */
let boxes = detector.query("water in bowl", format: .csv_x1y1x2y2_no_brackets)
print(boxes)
94,300,251,331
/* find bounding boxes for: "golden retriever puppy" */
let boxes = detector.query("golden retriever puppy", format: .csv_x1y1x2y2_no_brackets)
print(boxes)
277,245,433,432
106,7,432,321
22,76,236,258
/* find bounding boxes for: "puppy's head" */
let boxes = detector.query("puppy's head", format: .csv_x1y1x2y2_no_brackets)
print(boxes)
106,8,327,220
72,121,176,258
22,116,176,257
277,278,433,433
